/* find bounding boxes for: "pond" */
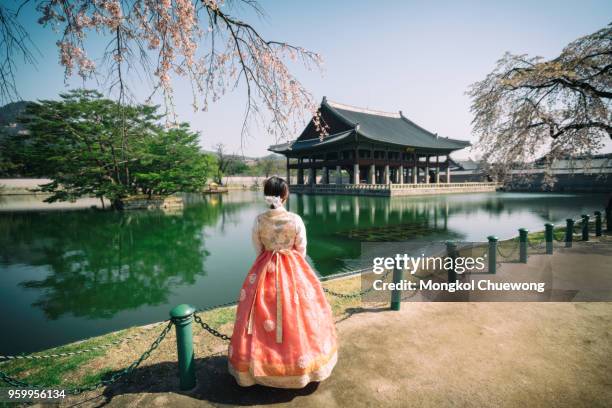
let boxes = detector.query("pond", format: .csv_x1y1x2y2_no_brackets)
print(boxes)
0,190,606,354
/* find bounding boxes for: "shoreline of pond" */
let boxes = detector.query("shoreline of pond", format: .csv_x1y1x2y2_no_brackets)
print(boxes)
1,229,610,401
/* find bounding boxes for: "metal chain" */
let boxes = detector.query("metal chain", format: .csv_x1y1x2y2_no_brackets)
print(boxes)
0,320,169,362
528,240,545,249
0,321,173,395
193,314,231,341
496,241,519,258
323,269,392,298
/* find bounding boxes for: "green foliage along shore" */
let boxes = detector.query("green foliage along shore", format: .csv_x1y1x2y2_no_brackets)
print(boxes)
1,90,217,209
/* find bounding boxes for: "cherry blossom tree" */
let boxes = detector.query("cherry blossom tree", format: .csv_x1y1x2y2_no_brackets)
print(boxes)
1,0,324,141
468,24,611,182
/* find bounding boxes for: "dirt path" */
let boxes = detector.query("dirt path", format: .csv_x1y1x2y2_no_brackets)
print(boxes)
48,241,612,408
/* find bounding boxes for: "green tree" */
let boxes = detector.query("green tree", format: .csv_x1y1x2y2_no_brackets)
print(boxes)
225,159,249,176
18,89,215,208
130,124,217,198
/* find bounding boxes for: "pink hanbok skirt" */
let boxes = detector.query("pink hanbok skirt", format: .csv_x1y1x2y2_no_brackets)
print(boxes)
228,248,337,388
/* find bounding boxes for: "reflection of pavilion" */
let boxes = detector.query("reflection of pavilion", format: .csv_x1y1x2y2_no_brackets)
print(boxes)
292,194,454,235
271,98,500,196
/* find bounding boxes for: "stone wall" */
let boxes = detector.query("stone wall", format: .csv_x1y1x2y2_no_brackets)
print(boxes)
507,173,612,193
290,182,501,197
121,196,183,211
0,178,53,195
222,175,298,188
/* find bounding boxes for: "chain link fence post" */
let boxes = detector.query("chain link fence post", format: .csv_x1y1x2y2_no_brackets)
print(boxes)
545,223,554,255
390,266,403,311
170,304,196,391
519,228,528,263
594,211,602,237
446,241,457,283
565,219,574,248
581,214,590,241
487,236,497,274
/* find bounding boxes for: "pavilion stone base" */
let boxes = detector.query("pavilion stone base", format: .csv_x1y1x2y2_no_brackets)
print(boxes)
289,182,501,197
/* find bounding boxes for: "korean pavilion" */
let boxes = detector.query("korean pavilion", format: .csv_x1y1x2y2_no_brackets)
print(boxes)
269,98,474,194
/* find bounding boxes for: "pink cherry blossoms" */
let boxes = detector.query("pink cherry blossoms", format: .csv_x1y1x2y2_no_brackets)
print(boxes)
35,0,324,141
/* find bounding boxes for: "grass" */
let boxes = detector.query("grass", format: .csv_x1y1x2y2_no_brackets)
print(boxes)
0,277,374,392
0,329,128,389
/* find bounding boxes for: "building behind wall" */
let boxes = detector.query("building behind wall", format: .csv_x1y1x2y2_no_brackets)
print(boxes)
508,153,612,193
446,154,611,192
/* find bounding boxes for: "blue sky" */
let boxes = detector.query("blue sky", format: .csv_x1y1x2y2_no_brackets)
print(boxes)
11,0,612,158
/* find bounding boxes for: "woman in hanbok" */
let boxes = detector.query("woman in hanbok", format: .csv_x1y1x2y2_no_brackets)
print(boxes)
228,176,337,388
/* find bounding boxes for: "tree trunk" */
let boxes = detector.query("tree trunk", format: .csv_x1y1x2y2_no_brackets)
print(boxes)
111,198,124,211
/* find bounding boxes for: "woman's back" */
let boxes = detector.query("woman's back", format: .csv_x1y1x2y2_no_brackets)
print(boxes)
229,176,336,389
253,207,306,255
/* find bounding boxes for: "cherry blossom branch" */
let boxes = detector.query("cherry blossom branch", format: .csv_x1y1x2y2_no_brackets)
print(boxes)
3,0,324,143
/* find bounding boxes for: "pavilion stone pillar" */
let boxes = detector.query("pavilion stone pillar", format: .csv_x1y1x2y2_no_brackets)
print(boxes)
384,165,390,184
297,168,304,185
309,167,315,185
286,158,291,184
353,163,360,185
435,156,440,184
399,165,404,184
321,166,328,184
425,155,430,184
446,160,451,184
335,165,342,184
369,164,375,184
413,153,418,184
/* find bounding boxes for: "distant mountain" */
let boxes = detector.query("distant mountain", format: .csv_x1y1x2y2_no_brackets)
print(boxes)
0,101,32,125
0,101,34,138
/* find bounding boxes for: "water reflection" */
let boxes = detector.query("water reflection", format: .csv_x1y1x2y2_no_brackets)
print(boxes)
0,194,247,321
0,190,605,353
287,192,605,275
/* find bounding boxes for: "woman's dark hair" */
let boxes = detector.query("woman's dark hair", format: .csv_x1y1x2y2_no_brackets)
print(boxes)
264,176,289,207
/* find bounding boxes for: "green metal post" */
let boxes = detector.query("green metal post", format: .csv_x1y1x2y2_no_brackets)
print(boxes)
390,266,403,311
581,214,589,241
565,219,574,248
606,207,612,232
487,236,497,274
170,304,196,390
594,211,602,237
446,241,457,283
545,223,554,255
519,228,528,263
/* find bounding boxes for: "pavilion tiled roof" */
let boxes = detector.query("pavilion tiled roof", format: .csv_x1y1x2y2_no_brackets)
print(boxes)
270,98,470,154
269,129,354,153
